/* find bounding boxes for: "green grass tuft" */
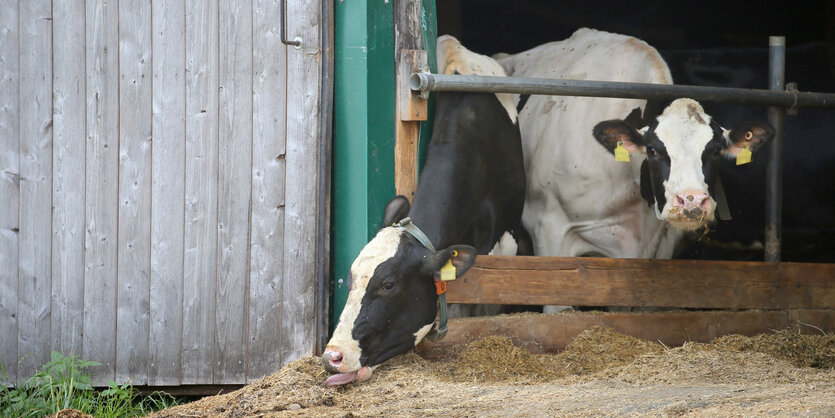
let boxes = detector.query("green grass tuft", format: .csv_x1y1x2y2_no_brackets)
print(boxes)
1,351,182,417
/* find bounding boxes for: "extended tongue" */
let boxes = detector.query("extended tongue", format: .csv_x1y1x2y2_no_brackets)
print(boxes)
324,370,358,387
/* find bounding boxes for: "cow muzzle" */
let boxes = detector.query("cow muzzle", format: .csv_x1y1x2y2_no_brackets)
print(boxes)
321,349,344,374
321,348,373,387
666,189,715,230
673,190,711,218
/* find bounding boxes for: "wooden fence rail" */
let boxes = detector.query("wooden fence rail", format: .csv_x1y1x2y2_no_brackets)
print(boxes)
418,255,835,357
446,255,835,309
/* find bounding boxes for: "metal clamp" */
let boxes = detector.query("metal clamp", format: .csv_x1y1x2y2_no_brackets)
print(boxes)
786,82,799,116
280,0,302,48
409,66,433,100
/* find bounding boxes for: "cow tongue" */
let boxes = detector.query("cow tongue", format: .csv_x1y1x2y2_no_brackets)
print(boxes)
324,370,358,387
324,366,372,387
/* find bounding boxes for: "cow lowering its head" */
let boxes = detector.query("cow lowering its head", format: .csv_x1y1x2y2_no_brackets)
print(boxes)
593,98,774,231
321,35,527,386
320,199,477,387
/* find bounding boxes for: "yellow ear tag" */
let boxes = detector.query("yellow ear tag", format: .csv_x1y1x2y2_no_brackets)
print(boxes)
614,141,630,162
736,145,752,165
440,259,456,281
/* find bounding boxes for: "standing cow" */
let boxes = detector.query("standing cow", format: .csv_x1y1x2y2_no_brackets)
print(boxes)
321,35,527,386
497,28,774,262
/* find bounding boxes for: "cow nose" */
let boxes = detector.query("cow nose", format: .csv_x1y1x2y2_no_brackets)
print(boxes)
674,191,710,209
673,190,711,218
321,349,343,373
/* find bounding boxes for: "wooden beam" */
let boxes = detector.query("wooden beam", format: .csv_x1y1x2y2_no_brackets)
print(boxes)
393,0,425,201
446,255,835,310
398,50,428,121
416,309,835,358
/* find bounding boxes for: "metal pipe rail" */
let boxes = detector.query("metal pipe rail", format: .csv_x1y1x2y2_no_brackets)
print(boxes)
409,73,835,109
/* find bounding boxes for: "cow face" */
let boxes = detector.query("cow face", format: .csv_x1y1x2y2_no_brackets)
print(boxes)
593,98,774,231
321,198,477,386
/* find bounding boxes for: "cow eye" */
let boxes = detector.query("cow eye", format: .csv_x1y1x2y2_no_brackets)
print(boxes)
646,145,657,156
382,281,395,291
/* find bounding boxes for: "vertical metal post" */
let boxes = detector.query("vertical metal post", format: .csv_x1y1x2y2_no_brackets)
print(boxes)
765,36,785,262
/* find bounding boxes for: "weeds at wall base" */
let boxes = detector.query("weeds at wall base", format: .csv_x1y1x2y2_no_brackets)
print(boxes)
1,351,181,417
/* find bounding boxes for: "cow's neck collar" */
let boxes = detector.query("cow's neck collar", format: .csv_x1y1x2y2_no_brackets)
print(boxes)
396,217,436,252
394,217,449,342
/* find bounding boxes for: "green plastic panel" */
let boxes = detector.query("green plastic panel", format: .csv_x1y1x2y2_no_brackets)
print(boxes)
330,0,437,334
331,0,395,332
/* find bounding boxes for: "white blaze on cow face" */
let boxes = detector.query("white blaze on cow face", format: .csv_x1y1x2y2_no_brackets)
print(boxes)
653,99,718,230
324,227,403,374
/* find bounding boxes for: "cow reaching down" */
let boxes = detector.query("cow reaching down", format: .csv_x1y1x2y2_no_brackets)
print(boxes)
321,35,528,386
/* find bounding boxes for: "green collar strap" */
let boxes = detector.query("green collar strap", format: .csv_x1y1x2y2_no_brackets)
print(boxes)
396,217,436,252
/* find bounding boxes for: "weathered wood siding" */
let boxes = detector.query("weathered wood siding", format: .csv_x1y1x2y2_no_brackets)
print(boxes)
0,0,327,387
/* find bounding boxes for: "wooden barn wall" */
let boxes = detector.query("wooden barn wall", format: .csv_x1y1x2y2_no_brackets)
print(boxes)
0,0,325,387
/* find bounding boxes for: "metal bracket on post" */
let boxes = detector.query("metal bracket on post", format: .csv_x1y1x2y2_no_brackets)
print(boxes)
786,82,800,116
398,50,429,121
414,69,432,100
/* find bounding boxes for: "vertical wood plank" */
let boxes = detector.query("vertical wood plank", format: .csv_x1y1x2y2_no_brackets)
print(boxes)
51,0,86,359
216,0,253,384
183,0,219,384
116,0,153,385
248,0,287,381
281,0,321,367
393,0,424,201
0,0,20,386
17,0,53,379
149,0,186,386
84,0,120,385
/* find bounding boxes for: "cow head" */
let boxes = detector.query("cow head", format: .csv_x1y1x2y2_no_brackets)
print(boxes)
321,196,477,386
593,98,774,231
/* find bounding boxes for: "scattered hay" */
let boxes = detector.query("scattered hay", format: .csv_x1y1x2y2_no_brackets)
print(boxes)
49,410,92,418
433,326,665,384
556,325,664,375
710,328,835,368
436,335,561,383
151,327,835,417
599,342,833,385
152,357,333,417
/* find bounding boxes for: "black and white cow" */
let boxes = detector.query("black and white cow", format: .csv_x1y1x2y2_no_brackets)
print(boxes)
661,44,835,262
496,28,774,262
321,35,527,386
594,98,774,232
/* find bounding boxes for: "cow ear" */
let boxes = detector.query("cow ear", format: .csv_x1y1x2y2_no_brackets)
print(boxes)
721,121,775,158
382,195,410,228
593,120,645,155
422,245,477,278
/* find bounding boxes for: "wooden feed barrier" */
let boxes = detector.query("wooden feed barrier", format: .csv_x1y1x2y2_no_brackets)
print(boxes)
417,255,835,357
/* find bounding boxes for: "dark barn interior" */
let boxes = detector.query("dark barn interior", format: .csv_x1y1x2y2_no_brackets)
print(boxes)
437,0,835,262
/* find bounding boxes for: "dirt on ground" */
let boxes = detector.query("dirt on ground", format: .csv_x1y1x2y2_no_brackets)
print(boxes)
150,325,835,417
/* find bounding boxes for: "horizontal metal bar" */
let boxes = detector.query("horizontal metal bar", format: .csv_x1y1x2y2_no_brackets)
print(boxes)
409,72,835,109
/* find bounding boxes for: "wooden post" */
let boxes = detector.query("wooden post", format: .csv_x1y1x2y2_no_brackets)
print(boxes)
393,0,428,201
